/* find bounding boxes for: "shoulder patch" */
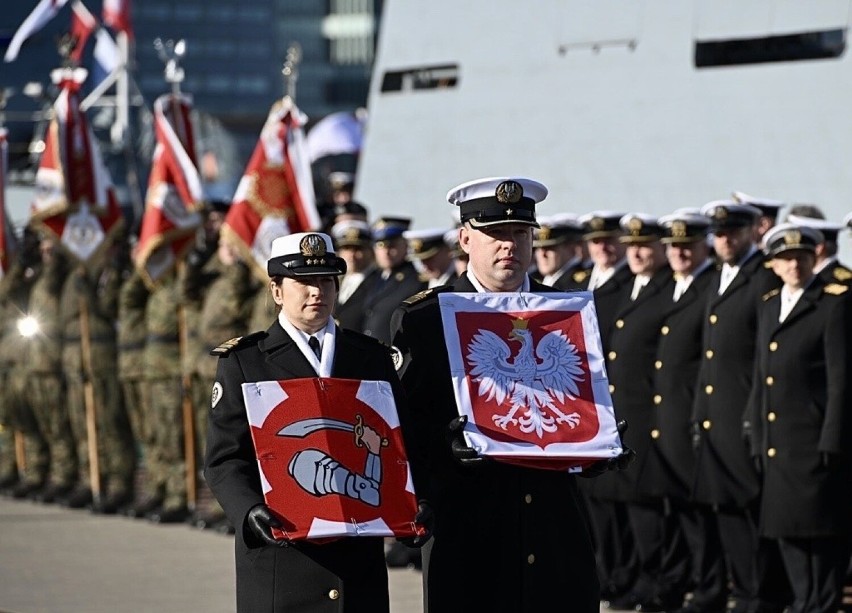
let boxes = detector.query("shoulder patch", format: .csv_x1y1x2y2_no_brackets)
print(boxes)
833,267,852,282
210,331,266,356
572,270,589,283
762,288,781,301
824,283,848,296
403,286,450,306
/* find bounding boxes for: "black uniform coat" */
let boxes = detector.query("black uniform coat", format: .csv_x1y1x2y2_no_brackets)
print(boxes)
204,322,413,613
390,273,600,613
746,280,852,538
591,264,634,352
691,251,782,508
818,259,852,286
360,261,426,344
332,266,376,333
645,267,716,501
591,265,674,502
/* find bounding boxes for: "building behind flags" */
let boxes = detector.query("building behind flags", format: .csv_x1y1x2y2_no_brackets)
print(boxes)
133,92,203,287
243,377,423,541
0,128,18,279
29,67,124,265
221,96,320,282
439,291,623,471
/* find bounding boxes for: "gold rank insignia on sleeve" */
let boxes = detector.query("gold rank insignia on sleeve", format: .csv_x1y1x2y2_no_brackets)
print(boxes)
833,267,852,282
762,288,781,301
824,283,848,296
211,336,243,356
573,270,589,283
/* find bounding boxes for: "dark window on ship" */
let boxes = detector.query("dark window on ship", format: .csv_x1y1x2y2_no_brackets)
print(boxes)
695,29,845,68
380,64,459,92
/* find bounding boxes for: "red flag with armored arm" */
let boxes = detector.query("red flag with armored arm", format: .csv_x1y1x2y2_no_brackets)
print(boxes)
221,97,320,282
133,93,203,287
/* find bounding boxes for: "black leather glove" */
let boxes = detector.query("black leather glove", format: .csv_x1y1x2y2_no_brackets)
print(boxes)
579,419,636,478
447,415,491,466
399,500,434,548
246,503,289,547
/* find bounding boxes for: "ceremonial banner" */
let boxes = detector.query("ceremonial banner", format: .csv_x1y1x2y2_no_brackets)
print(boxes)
69,1,97,63
0,128,17,279
439,291,622,471
134,93,203,286
102,0,133,38
242,377,423,542
222,97,320,282
29,69,124,264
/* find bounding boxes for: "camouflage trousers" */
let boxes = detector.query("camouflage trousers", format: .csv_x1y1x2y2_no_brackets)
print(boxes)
121,377,158,501
143,377,187,511
65,371,135,497
29,373,77,488
2,368,49,486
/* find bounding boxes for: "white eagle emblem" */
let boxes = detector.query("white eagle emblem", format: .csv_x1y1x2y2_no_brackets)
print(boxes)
466,321,584,438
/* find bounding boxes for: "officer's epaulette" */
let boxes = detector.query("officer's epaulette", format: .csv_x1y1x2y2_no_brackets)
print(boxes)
210,331,266,356
762,288,780,301
823,283,848,296
402,286,451,306
833,267,852,282
572,270,589,283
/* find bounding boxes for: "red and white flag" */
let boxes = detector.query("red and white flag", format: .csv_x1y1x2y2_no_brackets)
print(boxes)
439,291,622,471
134,93,202,286
69,0,97,63
31,68,118,222
221,97,320,281
29,68,124,265
102,0,132,39
0,128,18,279
241,377,422,542
4,0,71,63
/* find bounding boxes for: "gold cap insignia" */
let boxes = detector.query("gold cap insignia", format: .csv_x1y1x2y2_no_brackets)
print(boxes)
300,234,327,256
671,220,687,238
343,228,360,241
714,207,728,220
783,230,801,246
410,239,423,253
538,226,552,240
590,217,604,230
627,217,643,235
495,180,523,204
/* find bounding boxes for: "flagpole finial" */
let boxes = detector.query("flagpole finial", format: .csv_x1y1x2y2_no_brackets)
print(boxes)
282,42,302,101
154,38,186,94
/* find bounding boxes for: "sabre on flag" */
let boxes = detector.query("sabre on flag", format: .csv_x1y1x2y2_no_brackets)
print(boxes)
133,93,203,287
439,291,623,472
221,97,320,282
242,377,423,542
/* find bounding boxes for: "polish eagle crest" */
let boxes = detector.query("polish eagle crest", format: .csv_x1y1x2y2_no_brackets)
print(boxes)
466,318,584,437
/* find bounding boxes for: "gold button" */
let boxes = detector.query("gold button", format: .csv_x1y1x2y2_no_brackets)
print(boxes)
766,376,774,386
767,448,776,458
705,349,714,359
651,429,660,439
653,394,662,405
328,589,340,600
608,351,617,360
609,384,615,393
654,360,662,369
524,494,532,504
615,319,625,329
709,314,718,324
769,341,778,352
705,385,713,395
767,412,776,422
702,420,712,430
661,325,670,335
527,554,535,565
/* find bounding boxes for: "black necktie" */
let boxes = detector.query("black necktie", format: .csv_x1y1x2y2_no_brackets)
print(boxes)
308,336,321,359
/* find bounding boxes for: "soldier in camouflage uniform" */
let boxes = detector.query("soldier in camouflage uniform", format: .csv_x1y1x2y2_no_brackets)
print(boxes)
142,269,188,523
0,242,39,493
60,250,135,512
22,235,76,502
118,267,157,517
181,238,254,530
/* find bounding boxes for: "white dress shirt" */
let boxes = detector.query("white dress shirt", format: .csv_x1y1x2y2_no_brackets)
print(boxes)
778,286,804,323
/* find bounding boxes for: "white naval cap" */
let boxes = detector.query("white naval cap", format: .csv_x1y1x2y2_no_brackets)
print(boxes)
404,227,451,259
785,214,845,243
447,177,547,228
267,232,347,277
763,223,823,258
